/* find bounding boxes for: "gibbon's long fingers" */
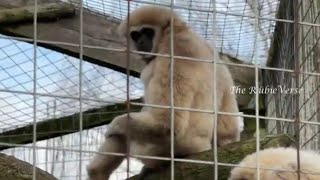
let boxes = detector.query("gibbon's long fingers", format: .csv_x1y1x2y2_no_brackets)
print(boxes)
87,136,126,180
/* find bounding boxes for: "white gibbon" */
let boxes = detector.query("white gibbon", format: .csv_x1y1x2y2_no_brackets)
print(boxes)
229,147,320,180
87,5,240,180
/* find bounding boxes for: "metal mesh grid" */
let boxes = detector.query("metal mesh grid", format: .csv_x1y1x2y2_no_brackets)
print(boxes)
0,37,143,132
3,126,143,179
1,0,320,180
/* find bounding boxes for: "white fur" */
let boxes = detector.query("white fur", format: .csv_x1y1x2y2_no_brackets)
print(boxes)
229,147,320,180
87,5,241,180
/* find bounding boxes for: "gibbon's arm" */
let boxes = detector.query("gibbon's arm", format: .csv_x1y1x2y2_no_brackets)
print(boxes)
106,60,197,139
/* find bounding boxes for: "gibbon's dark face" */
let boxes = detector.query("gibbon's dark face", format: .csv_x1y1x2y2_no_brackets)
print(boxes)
130,27,156,61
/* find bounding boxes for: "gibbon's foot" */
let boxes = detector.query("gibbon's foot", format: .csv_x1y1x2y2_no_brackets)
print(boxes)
138,163,171,180
86,167,109,180
105,114,129,137
138,167,156,180
138,168,150,180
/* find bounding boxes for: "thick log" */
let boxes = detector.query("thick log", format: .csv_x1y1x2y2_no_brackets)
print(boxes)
0,153,57,180
128,134,293,180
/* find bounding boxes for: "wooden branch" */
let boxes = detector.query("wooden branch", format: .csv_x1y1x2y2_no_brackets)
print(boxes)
0,99,142,150
0,3,75,25
0,153,57,180
128,134,294,180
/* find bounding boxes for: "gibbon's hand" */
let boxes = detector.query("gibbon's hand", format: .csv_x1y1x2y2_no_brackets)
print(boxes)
105,114,130,137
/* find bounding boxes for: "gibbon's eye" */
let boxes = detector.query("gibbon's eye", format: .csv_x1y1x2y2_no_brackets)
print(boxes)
130,31,141,41
141,27,155,38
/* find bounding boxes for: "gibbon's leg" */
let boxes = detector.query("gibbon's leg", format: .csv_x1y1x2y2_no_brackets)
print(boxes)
132,142,170,180
105,112,171,139
138,162,170,180
139,154,181,180
87,129,169,180
138,167,154,180
138,153,188,180
216,92,240,146
87,136,126,180
138,166,162,180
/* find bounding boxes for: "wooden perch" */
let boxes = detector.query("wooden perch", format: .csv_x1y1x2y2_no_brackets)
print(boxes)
0,99,142,150
0,3,75,25
0,153,57,180
128,134,293,180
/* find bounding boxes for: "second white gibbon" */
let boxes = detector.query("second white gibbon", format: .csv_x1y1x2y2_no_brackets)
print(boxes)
229,147,320,180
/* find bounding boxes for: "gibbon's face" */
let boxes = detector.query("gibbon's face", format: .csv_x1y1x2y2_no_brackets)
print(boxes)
129,26,157,62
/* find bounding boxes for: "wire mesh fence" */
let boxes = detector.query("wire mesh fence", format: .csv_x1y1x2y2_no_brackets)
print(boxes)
0,0,320,179
264,0,320,150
